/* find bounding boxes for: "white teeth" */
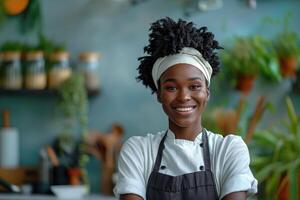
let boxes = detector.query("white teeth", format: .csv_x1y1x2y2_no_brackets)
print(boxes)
175,107,193,112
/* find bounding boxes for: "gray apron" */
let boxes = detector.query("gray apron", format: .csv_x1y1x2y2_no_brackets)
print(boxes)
146,129,219,200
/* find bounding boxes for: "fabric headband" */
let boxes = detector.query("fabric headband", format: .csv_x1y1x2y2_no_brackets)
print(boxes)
152,47,212,89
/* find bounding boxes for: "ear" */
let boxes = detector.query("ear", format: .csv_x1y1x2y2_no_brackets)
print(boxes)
206,87,210,102
156,88,162,103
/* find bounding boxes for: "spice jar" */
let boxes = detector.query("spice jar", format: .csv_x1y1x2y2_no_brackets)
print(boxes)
0,51,22,90
77,52,100,90
48,51,72,89
23,51,46,90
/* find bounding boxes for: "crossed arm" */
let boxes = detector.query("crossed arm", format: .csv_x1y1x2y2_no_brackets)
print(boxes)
120,191,247,200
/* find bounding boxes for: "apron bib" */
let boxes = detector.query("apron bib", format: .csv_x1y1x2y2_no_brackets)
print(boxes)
146,129,218,200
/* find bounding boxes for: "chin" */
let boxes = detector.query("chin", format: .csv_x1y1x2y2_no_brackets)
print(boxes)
172,120,195,128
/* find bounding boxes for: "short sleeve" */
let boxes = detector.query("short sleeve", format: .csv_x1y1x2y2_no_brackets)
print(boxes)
219,136,258,199
113,137,146,199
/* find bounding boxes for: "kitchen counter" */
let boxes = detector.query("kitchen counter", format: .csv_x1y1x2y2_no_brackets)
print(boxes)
0,194,117,200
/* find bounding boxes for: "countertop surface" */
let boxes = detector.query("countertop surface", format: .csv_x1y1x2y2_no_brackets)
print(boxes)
0,194,117,200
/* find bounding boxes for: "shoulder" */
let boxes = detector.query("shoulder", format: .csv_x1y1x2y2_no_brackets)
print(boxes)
206,130,247,153
123,131,165,151
120,131,165,161
207,130,251,171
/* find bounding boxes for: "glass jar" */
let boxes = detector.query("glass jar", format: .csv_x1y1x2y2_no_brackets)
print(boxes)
24,51,46,90
0,51,22,90
48,51,72,89
77,52,100,90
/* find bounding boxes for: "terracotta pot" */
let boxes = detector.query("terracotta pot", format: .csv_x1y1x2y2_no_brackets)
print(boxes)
68,167,82,185
3,0,29,15
235,75,255,94
278,173,300,200
280,56,298,77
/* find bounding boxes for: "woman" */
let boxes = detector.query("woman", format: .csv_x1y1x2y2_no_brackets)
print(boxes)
114,17,257,200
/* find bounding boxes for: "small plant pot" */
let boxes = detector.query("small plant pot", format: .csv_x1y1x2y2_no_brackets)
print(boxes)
68,167,82,185
279,56,298,77
235,75,255,94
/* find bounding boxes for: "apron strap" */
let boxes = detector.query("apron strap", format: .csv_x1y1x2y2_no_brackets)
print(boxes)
202,128,212,171
152,131,168,172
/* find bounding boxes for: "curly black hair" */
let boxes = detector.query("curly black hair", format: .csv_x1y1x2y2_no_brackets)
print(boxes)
136,17,223,94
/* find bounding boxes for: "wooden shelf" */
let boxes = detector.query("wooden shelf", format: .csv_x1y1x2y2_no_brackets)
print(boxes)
0,167,38,186
0,88,100,97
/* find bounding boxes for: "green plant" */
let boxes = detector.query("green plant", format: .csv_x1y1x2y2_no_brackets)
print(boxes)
19,0,42,34
0,41,24,51
0,34,65,53
252,37,282,82
222,36,282,84
273,13,300,59
56,73,90,187
275,31,300,59
37,34,66,55
0,3,6,28
250,97,300,199
222,37,260,77
0,0,42,34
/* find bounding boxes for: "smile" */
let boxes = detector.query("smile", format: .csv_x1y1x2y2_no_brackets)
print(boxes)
174,106,196,113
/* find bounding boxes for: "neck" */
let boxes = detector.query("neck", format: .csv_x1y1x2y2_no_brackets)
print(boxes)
169,123,203,141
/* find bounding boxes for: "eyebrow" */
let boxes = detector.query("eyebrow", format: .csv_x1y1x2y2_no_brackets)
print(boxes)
162,77,203,83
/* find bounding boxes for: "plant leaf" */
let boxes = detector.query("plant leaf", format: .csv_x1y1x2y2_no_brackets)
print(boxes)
256,162,282,182
286,97,298,135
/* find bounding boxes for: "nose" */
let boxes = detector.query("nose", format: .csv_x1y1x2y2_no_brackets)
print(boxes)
177,88,191,102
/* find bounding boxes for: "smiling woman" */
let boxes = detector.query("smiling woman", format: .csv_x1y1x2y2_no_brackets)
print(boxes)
158,64,209,140
113,17,258,200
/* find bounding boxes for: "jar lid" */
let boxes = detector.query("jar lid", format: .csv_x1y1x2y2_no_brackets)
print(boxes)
79,52,100,61
1,51,21,60
49,51,69,61
24,51,44,60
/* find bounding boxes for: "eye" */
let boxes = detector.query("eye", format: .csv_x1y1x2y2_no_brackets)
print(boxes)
165,86,177,91
162,84,177,91
190,84,202,90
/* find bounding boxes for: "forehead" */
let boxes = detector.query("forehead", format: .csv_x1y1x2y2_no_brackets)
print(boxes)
160,63,206,81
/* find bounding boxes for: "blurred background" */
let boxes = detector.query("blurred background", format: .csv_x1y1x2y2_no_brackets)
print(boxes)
0,0,299,199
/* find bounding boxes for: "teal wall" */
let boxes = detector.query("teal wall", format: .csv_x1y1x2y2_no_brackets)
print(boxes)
0,0,300,193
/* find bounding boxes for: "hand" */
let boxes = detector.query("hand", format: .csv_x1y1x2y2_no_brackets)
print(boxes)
120,194,144,200
222,191,247,200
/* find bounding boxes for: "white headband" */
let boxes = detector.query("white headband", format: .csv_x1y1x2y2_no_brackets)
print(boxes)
152,47,212,88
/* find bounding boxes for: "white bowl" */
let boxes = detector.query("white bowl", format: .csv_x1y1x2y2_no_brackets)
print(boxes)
51,185,87,199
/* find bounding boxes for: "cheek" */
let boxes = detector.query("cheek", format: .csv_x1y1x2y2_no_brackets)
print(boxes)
196,93,209,105
159,92,174,103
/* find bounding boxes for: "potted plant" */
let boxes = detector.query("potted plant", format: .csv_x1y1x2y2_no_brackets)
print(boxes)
250,97,300,200
273,14,300,77
55,73,90,189
274,31,300,77
222,37,258,93
251,37,282,83
222,36,281,94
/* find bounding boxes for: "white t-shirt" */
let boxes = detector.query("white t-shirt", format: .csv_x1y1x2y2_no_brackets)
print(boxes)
113,129,257,199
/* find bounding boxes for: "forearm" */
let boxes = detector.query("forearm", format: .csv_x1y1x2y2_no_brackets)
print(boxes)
222,191,246,200
120,194,144,200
